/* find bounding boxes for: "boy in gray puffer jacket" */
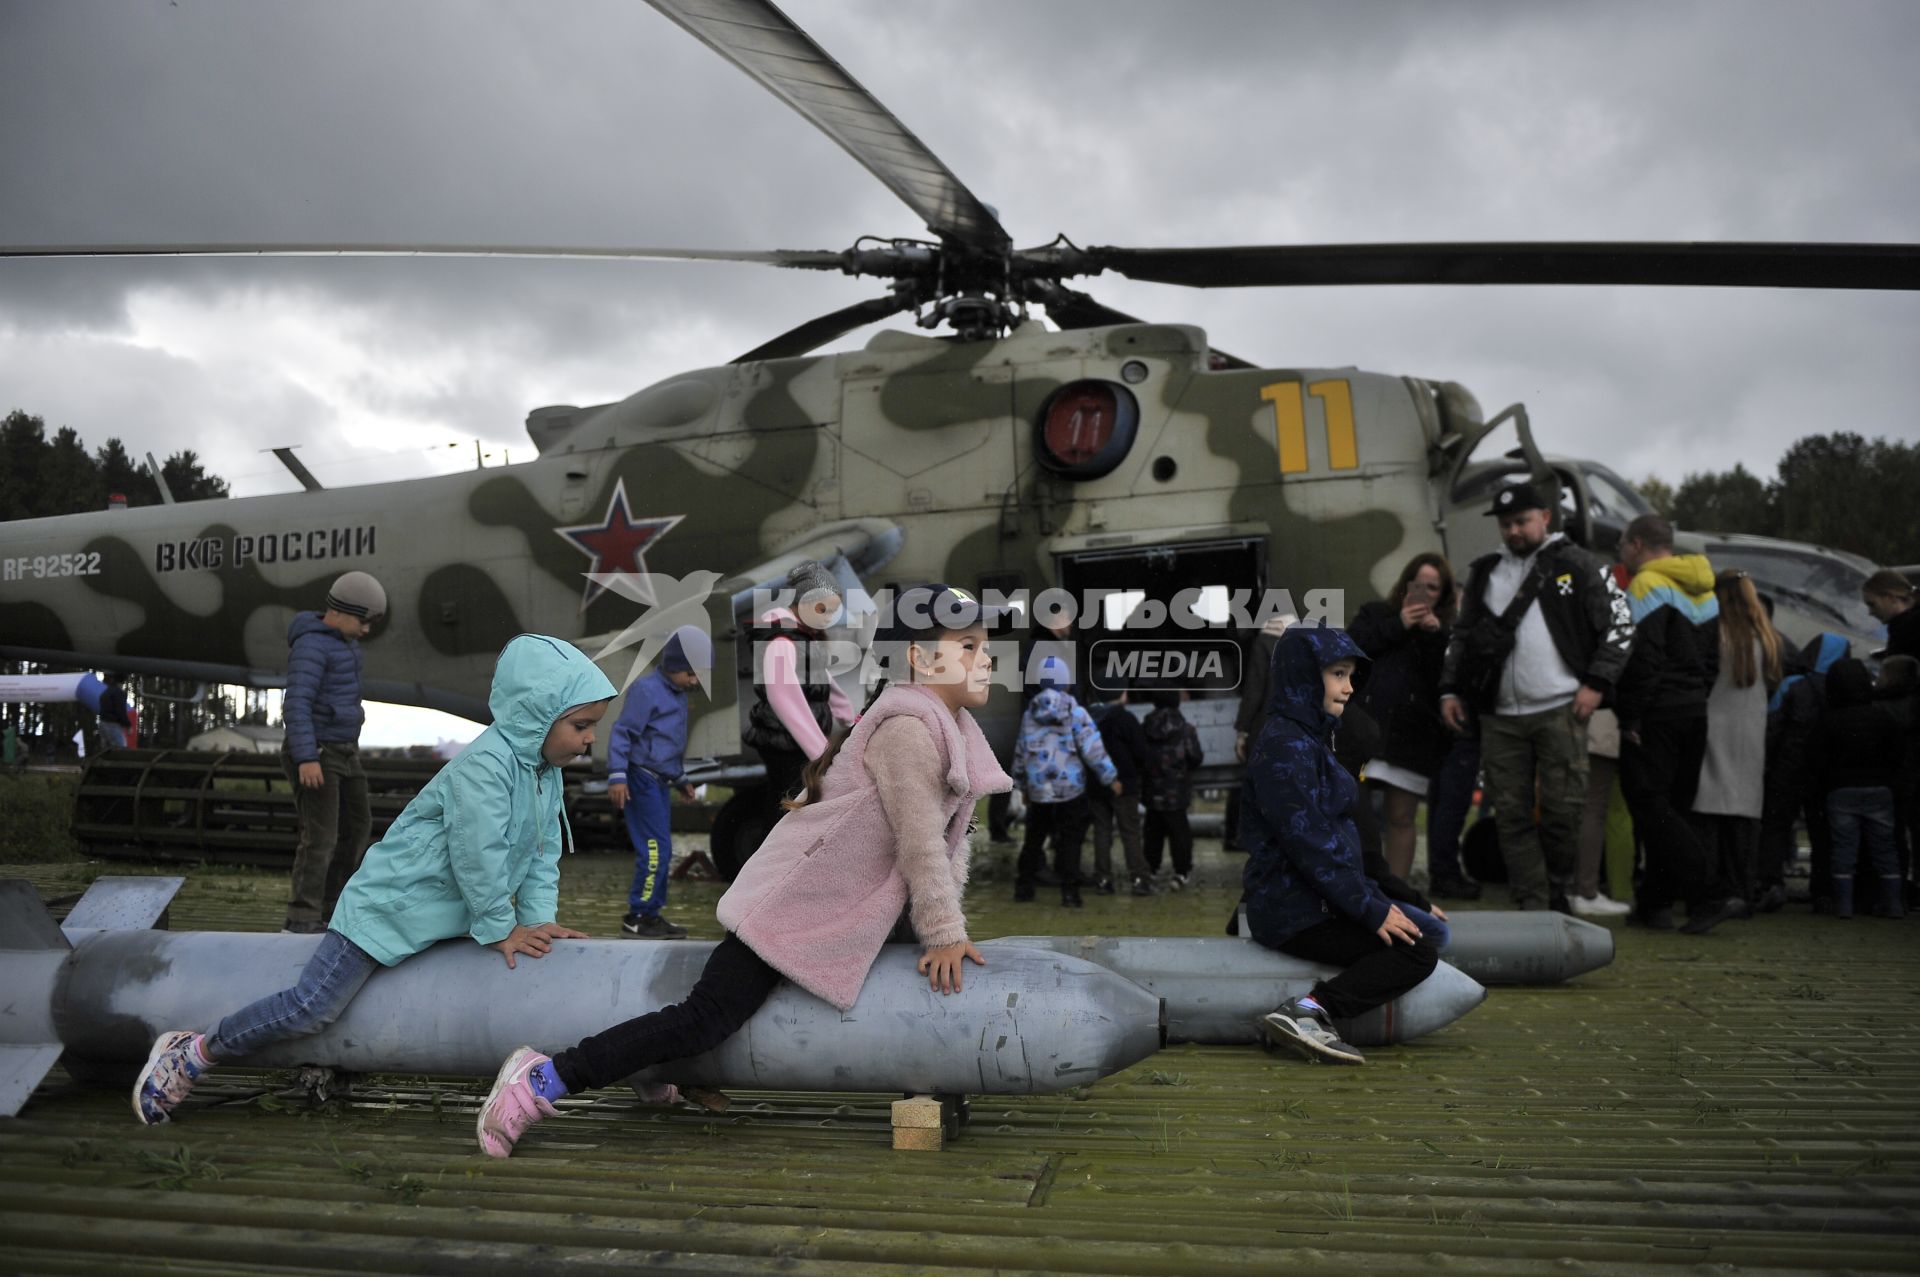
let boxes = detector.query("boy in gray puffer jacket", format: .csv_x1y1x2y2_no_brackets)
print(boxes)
1012,656,1119,906
281,571,386,932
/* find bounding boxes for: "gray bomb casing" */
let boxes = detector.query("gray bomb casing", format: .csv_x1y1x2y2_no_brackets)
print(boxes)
1439,910,1616,985
45,931,1166,1097
992,934,1486,1046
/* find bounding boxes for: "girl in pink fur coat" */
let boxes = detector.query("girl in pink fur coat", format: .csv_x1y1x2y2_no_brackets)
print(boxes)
476,584,1011,1157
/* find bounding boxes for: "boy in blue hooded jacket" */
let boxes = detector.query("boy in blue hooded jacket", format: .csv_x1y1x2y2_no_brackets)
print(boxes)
608,629,708,940
133,633,618,1125
1241,626,1445,1065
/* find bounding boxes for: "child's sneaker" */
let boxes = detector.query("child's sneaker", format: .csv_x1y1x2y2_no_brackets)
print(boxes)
622,912,688,940
477,1046,561,1158
1259,999,1365,1065
1170,872,1192,892
133,1030,209,1125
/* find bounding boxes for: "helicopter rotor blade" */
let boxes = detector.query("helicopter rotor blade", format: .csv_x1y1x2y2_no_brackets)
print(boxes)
730,293,915,363
1029,282,1146,331
0,242,850,268
1089,241,1920,291
643,0,1011,256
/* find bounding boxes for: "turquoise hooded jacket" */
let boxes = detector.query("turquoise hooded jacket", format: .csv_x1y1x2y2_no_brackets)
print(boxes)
330,634,618,965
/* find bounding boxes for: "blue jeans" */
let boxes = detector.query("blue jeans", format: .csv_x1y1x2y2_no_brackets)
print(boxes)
1401,902,1451,950
1828,787,1897,881
625,772,674,917
205,930,379,1061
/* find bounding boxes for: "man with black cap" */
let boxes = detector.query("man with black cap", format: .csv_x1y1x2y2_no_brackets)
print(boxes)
281,570,387,933
608,627,710,939
1440,483,1632,911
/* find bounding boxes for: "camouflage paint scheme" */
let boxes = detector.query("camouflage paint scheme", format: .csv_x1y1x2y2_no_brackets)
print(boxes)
0,318,1867,768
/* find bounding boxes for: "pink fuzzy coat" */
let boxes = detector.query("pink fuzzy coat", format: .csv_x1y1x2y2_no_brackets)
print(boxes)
716,682,1012,1011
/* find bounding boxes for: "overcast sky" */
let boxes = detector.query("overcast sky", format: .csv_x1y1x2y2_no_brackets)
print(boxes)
4,0,1917,739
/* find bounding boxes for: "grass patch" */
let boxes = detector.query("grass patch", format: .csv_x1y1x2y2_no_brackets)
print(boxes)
133,1146,225,1192
0,773,85,863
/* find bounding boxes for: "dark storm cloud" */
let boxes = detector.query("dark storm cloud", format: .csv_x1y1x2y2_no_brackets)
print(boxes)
1,0,1915,502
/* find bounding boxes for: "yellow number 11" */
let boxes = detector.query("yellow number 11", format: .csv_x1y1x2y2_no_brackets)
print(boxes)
1259,380,1358,474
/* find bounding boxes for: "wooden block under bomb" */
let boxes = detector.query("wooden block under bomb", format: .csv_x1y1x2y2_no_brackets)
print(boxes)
892,1096,946,1151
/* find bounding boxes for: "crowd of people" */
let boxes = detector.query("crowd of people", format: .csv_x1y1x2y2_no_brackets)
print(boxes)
1244,484,1918,1065
127,516,1918,1129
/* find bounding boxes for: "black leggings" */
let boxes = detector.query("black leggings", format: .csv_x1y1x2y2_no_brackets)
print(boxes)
1277,918,1440,1023
550,934,783,1094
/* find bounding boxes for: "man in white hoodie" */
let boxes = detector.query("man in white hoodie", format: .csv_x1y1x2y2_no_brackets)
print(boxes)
1440,484,1632,911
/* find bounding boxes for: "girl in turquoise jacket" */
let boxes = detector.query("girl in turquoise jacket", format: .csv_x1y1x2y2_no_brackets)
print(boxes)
134,633,617,1125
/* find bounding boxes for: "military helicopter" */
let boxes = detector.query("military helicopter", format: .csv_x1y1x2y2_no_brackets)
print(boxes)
3,0,1915,871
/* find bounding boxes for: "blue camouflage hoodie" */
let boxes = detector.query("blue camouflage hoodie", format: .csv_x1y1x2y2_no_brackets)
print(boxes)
1013,687,1119,803
283,611,365,763
329,634,617,965
1241,626,1392,948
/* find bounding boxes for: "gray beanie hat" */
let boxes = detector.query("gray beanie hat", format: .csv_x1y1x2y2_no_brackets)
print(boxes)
786,559,841,607
326,571,387,620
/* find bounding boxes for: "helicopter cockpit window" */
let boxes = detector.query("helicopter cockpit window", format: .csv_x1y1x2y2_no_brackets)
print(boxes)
1701,543,1879,635
1583,466,1653,522
1451,462,1529,507
1556,475,1579,526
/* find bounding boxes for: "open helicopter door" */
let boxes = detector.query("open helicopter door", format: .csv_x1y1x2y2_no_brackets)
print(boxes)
1054,535,1265,785
1436,404,1592,564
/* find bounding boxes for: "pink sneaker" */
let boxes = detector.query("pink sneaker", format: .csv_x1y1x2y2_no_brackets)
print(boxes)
476,1046,559,1158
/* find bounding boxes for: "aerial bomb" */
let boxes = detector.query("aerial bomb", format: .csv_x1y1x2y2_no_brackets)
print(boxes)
1439,911,1615,985
1219,903,1615,986
1,878,1164,1116
993,934,1485,1047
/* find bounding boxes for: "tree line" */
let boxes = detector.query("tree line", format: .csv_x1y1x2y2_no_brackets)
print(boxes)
1635,433,1919,567
2,409,228,521
2,410,248,757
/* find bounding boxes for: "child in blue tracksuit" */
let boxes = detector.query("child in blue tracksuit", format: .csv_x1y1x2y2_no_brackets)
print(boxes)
607,630,709,939
1012,656,1119,907
1241,625,1445,1065
132,633,617,1125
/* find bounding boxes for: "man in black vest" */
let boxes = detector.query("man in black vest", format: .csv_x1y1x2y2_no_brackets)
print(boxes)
1440,483,1632,911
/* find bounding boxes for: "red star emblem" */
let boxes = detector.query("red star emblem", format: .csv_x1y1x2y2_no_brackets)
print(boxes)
554,479,683,610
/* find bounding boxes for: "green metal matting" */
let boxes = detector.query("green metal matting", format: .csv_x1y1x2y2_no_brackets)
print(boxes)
6,844,1918,1274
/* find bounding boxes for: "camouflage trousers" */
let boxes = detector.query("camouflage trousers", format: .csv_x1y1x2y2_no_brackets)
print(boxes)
1479,703,1590,910
281,741,371,927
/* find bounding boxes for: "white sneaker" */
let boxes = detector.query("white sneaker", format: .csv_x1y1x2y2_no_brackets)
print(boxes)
1572,893,1632,916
